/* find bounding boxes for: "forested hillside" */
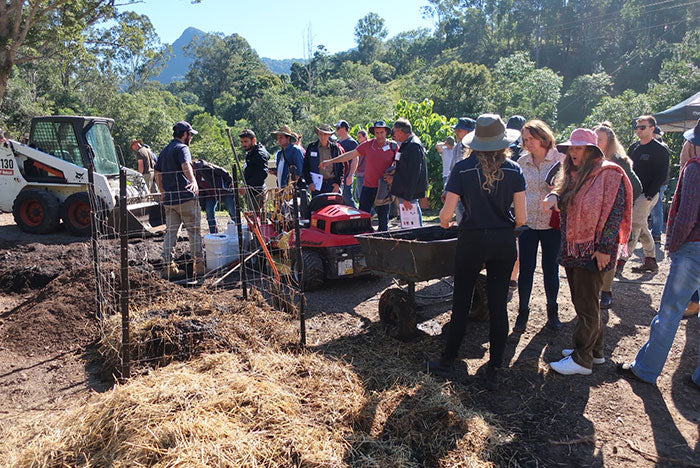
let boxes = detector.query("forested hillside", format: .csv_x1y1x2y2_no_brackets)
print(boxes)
0,0,697,200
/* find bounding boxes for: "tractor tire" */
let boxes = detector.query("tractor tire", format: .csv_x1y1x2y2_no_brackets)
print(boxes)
300,250,325,291
12,189,61,234
378,288,417,341
467,273,489,321
61,192,92,236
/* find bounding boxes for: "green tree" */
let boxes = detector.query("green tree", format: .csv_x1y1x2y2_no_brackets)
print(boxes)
558,72,613,126
188,112,231,167
0,0,120,105
430,61,492,118
354,13,387,64
184,33,268,114
584,89,651,148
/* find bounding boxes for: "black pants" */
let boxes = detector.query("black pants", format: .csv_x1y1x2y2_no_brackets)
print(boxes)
443,228,517,368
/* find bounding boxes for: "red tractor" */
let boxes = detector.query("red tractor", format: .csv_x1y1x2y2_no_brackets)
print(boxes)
255,192,374,291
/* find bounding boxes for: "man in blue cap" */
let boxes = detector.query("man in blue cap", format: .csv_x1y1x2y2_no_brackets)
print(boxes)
155,121,204,279
507,115,526,161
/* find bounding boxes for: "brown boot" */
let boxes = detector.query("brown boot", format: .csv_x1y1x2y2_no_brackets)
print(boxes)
685,301,699,318
193,259,205,278
632,257,658,273
162,262,182,279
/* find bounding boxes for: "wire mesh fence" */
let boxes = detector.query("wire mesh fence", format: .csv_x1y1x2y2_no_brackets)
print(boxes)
88,162,305,379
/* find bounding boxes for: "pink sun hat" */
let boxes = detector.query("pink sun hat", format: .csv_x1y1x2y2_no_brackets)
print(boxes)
556,128,604,158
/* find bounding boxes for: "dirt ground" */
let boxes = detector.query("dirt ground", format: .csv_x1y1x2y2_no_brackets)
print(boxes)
0,211,698,466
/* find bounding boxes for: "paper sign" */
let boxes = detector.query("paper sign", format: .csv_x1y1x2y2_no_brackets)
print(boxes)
310,172,324,189
399,202,421,228
382,144,390,151
395,152,401,161
310,151,318,157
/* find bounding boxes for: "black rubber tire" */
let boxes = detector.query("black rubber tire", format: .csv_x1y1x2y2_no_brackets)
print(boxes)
378,288,417,341
61,192,92,236
468,273,489,321
300,250,325,291
12,189,61,234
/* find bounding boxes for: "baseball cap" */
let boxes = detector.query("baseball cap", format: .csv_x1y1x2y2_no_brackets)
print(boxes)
173,121,198,135
452,117,476,131
334,120,349,130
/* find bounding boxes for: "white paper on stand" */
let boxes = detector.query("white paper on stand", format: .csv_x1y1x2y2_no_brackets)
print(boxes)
310,172,324,189
399,202,421,228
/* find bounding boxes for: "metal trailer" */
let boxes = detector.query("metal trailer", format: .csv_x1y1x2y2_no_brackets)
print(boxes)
356,225,488,340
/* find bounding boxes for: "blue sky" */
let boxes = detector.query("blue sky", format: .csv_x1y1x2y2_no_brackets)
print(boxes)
121,0,435,59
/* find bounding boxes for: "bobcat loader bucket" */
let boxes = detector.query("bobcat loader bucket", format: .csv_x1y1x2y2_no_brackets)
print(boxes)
107,198,166,237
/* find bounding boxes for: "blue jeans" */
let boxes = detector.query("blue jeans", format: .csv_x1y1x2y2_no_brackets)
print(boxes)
342,183,356,208
359,186,389,231
354,175,364,201
631,241,700,384
650,184,667,237
205,194,236,234
517,228,561,311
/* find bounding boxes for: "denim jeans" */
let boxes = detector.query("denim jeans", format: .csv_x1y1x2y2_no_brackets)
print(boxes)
517,228,561,311
650,184,667,238
354,175,364,202
359,186,389,231
443,228,517,368
631,241,700,384
342,183,357,208
205,194,236,234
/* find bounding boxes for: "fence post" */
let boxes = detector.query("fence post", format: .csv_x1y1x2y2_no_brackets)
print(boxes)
290,169,306,346
119,168,131,379
86,152,103,321
231,164,248,299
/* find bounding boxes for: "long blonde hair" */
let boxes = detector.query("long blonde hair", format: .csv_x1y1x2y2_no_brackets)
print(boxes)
475,148,510,193
553,147,603,211
593,122,632,165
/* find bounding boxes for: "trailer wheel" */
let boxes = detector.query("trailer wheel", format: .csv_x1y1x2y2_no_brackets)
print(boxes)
12,189,61,234
468,273,489,321
379,288,417,341
61,192,92,236
299,250,325,291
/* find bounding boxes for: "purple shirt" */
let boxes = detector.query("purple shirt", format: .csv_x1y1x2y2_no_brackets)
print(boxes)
666,161,700,253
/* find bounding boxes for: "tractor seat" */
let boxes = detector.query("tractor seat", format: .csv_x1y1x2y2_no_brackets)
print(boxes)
308,193,347,214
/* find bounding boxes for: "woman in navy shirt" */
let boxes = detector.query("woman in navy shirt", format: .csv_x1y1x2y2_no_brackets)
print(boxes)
428,114,526,390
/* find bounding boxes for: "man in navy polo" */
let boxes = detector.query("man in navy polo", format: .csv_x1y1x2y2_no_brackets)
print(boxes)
154,121,204,278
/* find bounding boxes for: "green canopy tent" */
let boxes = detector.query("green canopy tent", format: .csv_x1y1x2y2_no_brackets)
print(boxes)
653,90,700,132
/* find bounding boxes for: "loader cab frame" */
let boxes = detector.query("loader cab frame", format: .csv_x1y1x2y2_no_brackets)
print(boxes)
29,116,120,177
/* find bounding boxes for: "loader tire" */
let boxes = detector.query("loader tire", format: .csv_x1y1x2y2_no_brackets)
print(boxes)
12,189,60,234
299,250,324,291
62,192,92,236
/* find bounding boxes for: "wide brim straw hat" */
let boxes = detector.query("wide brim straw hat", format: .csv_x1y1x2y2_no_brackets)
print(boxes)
557,128,604,158
462,114,520,151
271,125,297,140
683,118,700,145
315,124,334,134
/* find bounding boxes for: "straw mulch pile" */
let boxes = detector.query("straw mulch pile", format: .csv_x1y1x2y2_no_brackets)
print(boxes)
1,350,499,467
1,272,502,466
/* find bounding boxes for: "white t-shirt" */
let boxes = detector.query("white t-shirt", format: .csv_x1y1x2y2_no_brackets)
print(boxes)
441,147,454,178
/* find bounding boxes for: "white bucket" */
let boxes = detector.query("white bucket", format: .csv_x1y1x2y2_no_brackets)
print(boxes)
227,221,251,252
204,233,234,271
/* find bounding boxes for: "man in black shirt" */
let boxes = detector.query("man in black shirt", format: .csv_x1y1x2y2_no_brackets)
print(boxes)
387,118,428,224
239,129,269,212
619,115,670,273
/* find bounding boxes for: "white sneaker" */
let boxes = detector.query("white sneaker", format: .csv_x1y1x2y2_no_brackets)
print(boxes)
562,349,605,365
550,355,592,375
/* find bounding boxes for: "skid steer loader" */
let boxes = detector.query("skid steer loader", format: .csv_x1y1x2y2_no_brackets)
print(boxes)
0,115,164,236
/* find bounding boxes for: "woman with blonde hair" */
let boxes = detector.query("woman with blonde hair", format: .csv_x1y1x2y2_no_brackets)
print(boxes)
513,119,564,332
543,128,633,375
428,114,526,390
593,122,642,309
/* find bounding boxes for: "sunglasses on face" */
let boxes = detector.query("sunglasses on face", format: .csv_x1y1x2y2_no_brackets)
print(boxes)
634,124,650,130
